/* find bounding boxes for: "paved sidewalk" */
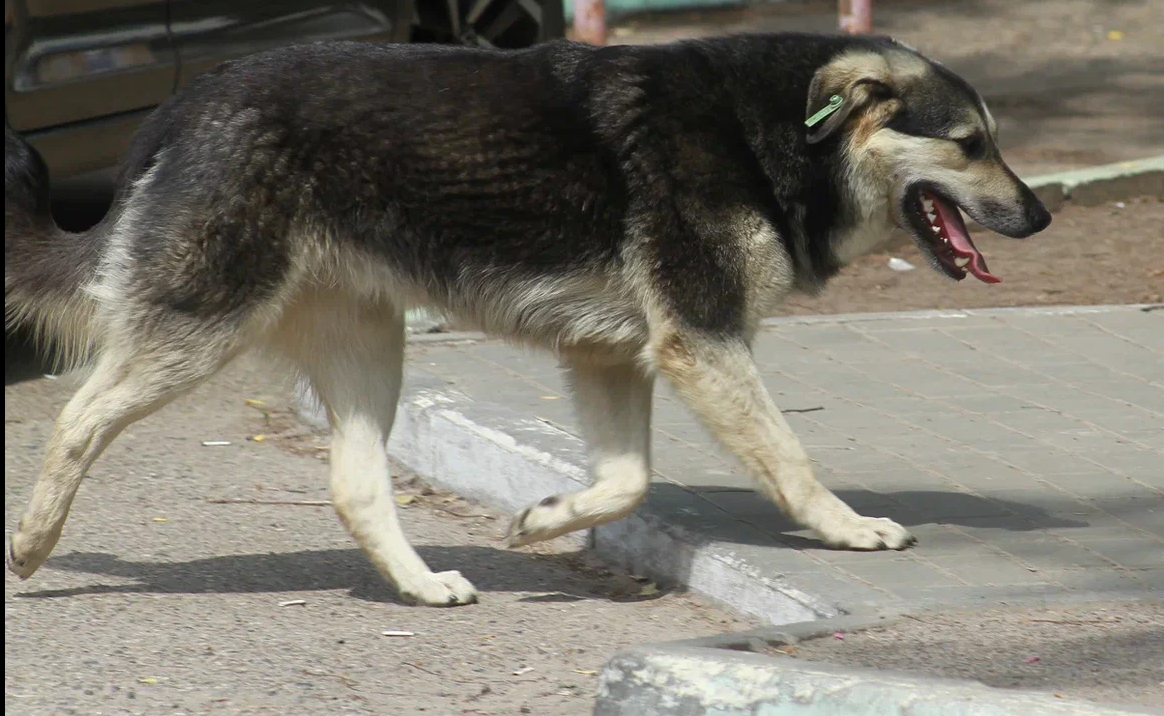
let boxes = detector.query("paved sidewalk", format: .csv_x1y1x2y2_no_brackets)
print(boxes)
390,305,1164,623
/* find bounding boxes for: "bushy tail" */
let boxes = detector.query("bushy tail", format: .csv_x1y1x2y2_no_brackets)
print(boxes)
5,122,106,371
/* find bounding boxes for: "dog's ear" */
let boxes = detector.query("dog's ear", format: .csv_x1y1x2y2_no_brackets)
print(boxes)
805,72,894,145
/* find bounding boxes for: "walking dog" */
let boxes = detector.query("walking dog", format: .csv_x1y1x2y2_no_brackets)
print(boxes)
5,33,1050,606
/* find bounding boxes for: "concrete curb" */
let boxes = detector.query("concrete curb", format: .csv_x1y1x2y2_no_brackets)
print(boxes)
592,643,1163,716
758,302,1159,327
1026,155,1164,212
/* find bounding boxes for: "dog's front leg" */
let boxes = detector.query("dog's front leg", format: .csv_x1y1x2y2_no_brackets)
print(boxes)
652,329,916,551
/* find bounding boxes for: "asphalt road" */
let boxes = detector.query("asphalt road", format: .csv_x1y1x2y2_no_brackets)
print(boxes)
4,357,755,716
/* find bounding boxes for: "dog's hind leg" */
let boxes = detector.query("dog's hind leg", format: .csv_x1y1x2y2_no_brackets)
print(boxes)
652,329,916,551
507,355,653,547
294,300,477,607
6,331,234,579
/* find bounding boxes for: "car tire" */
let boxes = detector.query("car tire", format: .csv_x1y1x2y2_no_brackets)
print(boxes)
410,0,566,48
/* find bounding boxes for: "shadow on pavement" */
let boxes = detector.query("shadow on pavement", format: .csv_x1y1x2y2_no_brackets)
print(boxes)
9,546,633,607
4,329,54,386
652,483,1091,542
9,484,1107,604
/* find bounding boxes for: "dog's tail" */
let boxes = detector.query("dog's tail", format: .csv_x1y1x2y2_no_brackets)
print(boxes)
5,122,106,371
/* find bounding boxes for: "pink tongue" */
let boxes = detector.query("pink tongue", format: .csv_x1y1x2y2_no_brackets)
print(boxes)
930,193,1001,284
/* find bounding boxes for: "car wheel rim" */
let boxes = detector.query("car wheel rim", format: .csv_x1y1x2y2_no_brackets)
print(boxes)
411,0,564,48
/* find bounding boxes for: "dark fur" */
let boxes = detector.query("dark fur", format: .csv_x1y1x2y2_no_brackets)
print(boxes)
7,34,911,344
4,123,96,310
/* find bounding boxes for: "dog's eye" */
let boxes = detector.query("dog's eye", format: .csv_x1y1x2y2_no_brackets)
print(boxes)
957,135,987,160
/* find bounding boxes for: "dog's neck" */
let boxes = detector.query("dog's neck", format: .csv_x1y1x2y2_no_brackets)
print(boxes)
702,35,883,291
733,98,854,293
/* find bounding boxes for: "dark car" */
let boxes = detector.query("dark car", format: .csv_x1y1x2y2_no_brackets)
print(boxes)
5,0,565,227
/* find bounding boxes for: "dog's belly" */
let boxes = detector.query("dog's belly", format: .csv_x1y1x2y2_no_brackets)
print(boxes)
440,271,650,354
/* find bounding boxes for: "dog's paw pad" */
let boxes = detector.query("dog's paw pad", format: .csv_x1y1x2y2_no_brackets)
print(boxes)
822,516,915,551
398,570,478,607
6,533,48,580
505,508,533,547
504,496,578,548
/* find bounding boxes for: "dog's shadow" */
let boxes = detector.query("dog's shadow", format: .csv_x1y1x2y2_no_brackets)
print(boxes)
13,487,1096,604
673,485,1092,539
13,545,629,606
632,483,1093,555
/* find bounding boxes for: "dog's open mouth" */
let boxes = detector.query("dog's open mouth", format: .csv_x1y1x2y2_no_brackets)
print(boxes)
911,189,1000,284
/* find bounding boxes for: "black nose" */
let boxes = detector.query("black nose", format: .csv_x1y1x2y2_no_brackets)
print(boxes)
1027,199,1052,233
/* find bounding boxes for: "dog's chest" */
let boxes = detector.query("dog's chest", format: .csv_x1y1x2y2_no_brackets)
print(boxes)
831,216,899,265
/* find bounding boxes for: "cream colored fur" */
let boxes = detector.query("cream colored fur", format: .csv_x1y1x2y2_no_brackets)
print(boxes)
506,355,654,547
272,290,477,605
648,329,912,550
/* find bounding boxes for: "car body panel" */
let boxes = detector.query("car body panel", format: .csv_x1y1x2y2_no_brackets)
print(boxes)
5,0,175,133
5,0,563,186
169,1,410,88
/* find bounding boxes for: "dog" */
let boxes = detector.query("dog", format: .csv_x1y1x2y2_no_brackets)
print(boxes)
5,33,1050,607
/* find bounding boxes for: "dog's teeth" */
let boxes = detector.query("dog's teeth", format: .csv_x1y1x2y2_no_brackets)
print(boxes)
923,198,934,212
932,226,941,234
954,256,970,268
926,211,937,222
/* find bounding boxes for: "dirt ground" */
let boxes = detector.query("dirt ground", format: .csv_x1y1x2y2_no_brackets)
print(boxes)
605,0,1164,177
772,196,1164,316
773,600,1164,708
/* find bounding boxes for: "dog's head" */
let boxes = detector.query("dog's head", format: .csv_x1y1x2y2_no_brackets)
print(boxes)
807,40,1051,282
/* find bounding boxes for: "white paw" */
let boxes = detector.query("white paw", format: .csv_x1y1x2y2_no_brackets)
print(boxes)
818,515,916,551
397,570,479,607
505,495,579,548
6,528,59,580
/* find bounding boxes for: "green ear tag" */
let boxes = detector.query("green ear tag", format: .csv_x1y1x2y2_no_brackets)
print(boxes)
805,95,844,127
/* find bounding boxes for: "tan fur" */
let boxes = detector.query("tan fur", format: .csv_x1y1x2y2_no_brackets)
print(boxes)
737,208,799,333
855,128,1030,222
827,50,1034,261
506,354,654,547
821,48,928,91
6,157,168,376
269,288,478,605
4,271,98,375
647,326,912,550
